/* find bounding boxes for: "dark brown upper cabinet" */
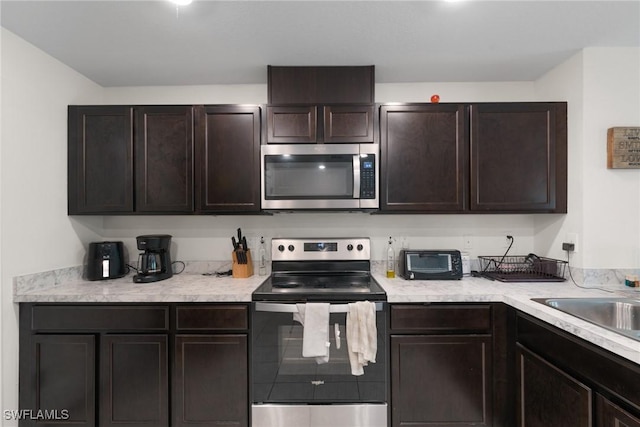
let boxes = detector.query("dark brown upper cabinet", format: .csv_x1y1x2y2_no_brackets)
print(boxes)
195,105,261,213
266,66,376,144
135,106,194,213
470,103,567,213
68,106,134,214
267,66,374,104
69,104,261,215
380,102,567,214
68,105,194,215
324,105,376,143
266,104,375,144
266,105,317,143
380,103,468,212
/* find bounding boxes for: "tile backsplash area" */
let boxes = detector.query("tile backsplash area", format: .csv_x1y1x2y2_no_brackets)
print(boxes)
13,260,639,297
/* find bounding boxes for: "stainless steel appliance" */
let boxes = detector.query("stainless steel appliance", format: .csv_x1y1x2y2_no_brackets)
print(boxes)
251,238,387,427
260,144,379,210
133,234,173,283
398,249,463,280
86,241,127,281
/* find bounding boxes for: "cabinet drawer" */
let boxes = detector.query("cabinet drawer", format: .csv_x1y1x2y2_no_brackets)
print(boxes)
390,304,492,333
176,305,248,331
31,305,169,331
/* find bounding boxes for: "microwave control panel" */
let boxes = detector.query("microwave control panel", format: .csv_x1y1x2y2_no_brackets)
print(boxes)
360,157,376,199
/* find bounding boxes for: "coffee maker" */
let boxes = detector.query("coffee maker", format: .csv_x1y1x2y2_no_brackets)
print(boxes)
133,234,173,283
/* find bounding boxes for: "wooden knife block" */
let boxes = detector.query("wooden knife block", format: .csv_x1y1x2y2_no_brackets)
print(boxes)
232,250,254,278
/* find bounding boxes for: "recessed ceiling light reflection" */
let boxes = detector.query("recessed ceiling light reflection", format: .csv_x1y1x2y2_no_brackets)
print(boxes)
318,165,326,170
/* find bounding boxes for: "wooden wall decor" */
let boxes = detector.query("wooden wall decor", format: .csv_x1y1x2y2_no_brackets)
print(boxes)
607,127,640,169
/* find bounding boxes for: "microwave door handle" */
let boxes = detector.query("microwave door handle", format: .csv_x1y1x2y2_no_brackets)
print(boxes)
352,154,361,199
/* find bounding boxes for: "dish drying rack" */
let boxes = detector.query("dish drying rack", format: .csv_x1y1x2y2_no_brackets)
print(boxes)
478,255,567,282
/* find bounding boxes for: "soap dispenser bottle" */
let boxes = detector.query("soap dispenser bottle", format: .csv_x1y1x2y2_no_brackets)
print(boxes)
258,236,267,276
386,237,396,278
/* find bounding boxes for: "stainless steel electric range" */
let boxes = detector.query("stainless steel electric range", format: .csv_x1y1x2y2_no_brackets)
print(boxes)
251,238,388,427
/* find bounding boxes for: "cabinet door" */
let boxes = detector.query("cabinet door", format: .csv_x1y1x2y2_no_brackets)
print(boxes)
596,394,640,427
25,335,96,427
517,345,592,427
173,335,248,427
470,103,567,212
68,106,133,214
100,335,169,427
380,104,468,212
391,335,492,427
195,105,261,213
267,65,375,104
134,106,194,213
266,105,317,143
323,105,375,143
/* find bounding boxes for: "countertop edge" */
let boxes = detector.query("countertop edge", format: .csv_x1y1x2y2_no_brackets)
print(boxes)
13,272,640,364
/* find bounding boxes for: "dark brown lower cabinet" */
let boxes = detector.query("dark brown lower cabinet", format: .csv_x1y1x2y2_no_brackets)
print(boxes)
26,335,96,427
517,312,640,427
389,304,502,427
391,335,492,427
100,335,169,427
597,394,640,427
517,345,592,427
20,304,249,427
173,335,248,426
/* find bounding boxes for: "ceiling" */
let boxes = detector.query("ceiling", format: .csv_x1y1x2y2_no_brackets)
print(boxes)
1,0,639,87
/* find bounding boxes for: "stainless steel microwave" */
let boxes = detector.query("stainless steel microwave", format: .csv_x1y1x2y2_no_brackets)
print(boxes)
261,144,379,210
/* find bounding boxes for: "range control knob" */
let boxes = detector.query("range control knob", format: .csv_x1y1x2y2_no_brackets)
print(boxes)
357,244,364,251
288,245,295,252
278,245,285,252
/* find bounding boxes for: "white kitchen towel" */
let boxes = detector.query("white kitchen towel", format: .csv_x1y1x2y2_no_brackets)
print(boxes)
346,301,377,376
294,303,330,364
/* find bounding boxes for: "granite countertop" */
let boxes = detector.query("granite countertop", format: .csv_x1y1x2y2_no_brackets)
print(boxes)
377,274,640,364
13,268,640,364
14,270,267,303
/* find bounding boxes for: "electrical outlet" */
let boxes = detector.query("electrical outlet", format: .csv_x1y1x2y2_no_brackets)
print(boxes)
562,242,575,252
565,232,579,253
463,234,473,249
399,236,409,249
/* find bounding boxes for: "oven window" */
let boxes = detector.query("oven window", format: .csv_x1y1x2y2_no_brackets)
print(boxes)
252,310,386,404
409,253,452,273
264,154,353,199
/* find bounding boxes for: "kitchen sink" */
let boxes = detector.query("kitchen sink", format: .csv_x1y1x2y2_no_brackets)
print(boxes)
533,298,640,341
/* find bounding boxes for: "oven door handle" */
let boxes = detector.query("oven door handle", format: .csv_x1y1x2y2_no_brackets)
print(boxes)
254,302,384,313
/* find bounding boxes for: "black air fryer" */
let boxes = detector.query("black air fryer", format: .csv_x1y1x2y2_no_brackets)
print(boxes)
86,241,127,281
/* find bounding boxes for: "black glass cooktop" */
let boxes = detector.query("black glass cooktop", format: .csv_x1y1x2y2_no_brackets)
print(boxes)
252,272,387,302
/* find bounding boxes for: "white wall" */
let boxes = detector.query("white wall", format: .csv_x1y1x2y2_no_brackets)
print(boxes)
533,48,640,269
533,51,585,265
581,48,640,269
0,28,104,424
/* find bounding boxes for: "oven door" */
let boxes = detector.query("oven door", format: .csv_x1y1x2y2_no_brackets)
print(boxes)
261,144,378,210
251,301,387,426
